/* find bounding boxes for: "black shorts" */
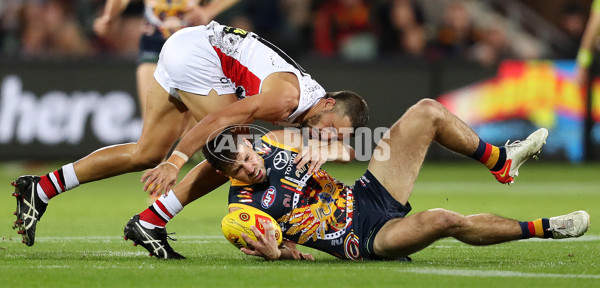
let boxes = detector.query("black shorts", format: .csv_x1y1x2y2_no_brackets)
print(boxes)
353,170,412,260
138,30,166,64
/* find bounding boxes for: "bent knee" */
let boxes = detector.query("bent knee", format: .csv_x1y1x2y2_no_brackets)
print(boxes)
408,99,445,123
425,208,466,233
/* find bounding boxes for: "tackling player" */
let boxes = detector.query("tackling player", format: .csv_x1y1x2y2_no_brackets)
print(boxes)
94,0,240,205
198,99,590,261
10,21,369,248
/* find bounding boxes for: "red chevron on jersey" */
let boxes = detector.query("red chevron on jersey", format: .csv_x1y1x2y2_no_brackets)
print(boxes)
213,46,261,96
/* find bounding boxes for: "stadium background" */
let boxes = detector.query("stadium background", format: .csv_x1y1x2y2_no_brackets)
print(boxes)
1,1,599,286
1,0,599,163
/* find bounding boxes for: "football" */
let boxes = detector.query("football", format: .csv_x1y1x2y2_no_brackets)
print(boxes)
221,206,283,249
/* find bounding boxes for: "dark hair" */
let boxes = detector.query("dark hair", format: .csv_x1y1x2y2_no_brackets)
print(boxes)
326,90,369,129
201,129,241,172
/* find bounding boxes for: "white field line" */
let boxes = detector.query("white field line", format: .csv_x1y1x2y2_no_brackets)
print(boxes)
27,234,600,243
30,235,224,243
413,181,600,194
1,264,599,280
401,268,600,279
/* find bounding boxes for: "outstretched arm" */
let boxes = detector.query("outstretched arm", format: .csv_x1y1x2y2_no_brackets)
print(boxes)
142,85,299,195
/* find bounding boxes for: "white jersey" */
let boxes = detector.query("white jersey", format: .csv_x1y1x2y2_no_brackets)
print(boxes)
154,21,326,126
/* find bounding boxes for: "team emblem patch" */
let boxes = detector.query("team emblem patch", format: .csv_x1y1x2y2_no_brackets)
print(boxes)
261,186,277,209
344,232,361,260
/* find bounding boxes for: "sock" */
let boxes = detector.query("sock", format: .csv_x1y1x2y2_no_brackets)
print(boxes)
36,163,80,203
519,218,553,239
471,138,507,171
139,191,183,229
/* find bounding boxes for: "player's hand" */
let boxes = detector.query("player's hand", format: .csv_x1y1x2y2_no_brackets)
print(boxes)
294,144,327,175
93,15,112,37
240,219,282,260
141,162,180,197
281,240,314,260
184,5,212,26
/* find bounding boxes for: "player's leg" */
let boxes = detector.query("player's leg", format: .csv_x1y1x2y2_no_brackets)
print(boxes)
74,79,189,182
136,62,157,120
373,209,590,260
367,99,547,205
12,79,187,246
133,89,236,224
125,90,236,258
367,99,481,204
373,209,519,259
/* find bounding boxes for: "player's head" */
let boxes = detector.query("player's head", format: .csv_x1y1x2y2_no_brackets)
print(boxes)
202,129,267,184
302,90,369,140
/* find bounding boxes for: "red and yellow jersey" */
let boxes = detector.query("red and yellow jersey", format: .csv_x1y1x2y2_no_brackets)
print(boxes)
144,0,199,38
228,136,359,260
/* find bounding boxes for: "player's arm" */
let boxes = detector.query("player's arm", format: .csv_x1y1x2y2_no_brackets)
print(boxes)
93,0,131,37
576,0,600,85
173,88,297,167
142,86,298,195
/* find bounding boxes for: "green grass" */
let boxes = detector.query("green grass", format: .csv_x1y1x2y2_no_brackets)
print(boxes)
1,161,599,287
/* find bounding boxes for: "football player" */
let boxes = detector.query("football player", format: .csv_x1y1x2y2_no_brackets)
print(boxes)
199,99,589,261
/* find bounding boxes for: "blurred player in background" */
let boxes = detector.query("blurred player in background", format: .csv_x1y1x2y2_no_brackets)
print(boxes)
575,0,600,86
198,100,589,261
94,0,239,119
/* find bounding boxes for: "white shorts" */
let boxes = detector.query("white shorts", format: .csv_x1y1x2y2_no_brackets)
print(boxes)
154,26,234,100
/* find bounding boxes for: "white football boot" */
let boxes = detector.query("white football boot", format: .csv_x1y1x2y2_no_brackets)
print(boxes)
548,210,591,239
491,128,548,184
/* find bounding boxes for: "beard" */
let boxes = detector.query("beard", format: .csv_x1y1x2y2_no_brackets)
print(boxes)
300,112,322,128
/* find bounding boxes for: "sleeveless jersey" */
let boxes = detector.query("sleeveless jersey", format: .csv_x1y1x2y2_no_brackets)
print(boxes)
154,21,326,127
228,136,361,260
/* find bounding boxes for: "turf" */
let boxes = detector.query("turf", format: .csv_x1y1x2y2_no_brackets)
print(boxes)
0,161,599,287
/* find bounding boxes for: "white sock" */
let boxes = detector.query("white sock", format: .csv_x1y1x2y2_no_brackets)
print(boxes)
139,220,159,229
151,191,184,222
62,163,80,190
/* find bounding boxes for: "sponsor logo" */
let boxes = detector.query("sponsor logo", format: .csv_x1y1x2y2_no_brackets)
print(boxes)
0,75,141,145
261,186,277,209
273,151,289,170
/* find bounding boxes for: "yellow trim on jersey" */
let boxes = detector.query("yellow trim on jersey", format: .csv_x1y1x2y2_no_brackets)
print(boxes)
261,135,299,153
281,178,303,190
230,177,252,187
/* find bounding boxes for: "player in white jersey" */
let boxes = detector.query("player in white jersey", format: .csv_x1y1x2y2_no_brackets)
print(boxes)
154,21,327,127
11,21,369,250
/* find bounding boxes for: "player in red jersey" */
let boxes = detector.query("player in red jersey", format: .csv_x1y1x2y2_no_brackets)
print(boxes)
11,22,369,249
201,99,589,261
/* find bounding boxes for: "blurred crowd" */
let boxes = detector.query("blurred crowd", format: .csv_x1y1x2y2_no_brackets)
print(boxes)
0,0,589,66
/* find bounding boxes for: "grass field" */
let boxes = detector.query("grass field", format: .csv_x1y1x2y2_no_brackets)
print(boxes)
0,161,599,287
